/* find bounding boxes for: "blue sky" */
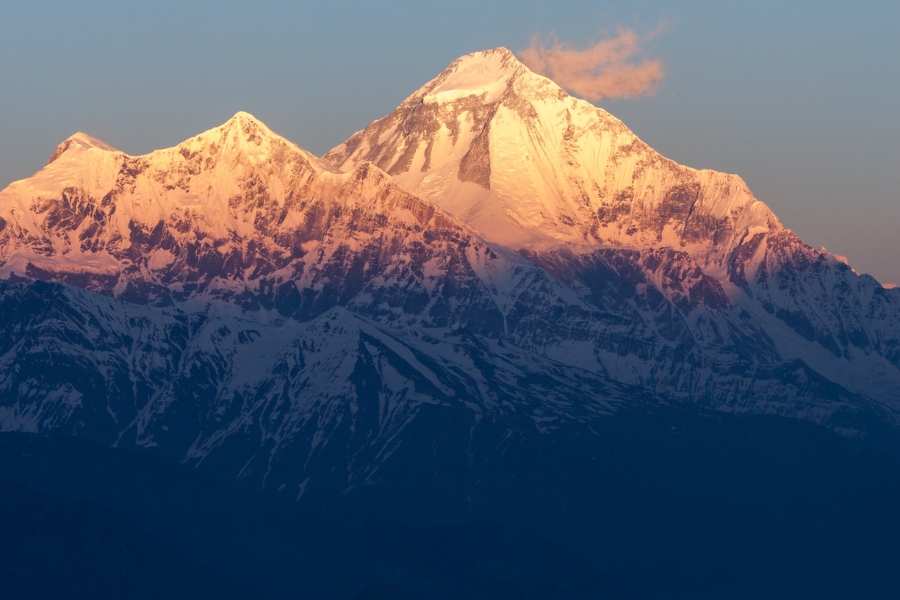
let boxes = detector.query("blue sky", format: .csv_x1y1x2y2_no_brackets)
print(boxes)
2,0,897,283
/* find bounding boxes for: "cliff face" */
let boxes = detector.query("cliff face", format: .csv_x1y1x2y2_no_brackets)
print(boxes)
326,47,900,420
0,50,898,500
325,48,772,271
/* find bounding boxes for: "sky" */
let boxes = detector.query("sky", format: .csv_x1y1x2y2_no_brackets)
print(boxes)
1,0,897,283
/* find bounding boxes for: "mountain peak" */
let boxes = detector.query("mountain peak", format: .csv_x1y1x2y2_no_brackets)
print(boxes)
213,111,278,145
222,110,266,129
416,47,532,106
325,48,773,264
449,46,519,70
169,111,332,173
47,132,118,165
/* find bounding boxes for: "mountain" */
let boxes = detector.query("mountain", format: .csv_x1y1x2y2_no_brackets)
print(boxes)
326,47,900,428
325,48,765,265
3,44,900,599
0,47,896,472
0,113,657,492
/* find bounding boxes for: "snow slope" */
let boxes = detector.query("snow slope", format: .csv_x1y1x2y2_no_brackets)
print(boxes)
325,48,775,275
0,51,899,494
326,47,900,422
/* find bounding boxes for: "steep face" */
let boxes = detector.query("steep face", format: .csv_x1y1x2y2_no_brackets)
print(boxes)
0,277,652,497
730,230,900,394
325,48,775,273
1,75,899,479
325,47,900,414
0,112,330,301
0,113,645,344
1,113,550,318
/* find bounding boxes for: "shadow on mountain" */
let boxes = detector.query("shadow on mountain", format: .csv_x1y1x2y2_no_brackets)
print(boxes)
2,401,900,599
0,432,618,600
0,481,245,600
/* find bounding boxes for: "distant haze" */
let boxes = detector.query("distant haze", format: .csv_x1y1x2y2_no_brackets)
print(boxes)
1,0,897,284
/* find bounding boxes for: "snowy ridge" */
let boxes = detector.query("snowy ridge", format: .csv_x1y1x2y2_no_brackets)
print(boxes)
0,278,639,495
0,112,329,284
325,47,778,275
326,47,900,419
0,50,899,495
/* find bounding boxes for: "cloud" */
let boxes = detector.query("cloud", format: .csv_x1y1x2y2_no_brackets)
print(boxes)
519,25,667,101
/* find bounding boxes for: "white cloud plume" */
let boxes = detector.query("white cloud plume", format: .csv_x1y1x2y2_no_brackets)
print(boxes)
519,25,667,101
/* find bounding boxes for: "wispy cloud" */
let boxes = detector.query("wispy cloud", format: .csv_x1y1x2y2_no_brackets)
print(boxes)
519,25,667,101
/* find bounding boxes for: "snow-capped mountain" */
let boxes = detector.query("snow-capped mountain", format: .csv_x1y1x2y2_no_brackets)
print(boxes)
326,47,900,427
0,48,899,500
0,277,650,498
324,48,767,270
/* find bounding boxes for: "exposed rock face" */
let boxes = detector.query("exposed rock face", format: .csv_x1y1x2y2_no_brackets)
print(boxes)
326,46,900,429
324,47,773,275
0,50,898,499
2,113,334,305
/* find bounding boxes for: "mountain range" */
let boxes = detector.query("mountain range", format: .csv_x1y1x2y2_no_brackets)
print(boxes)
1,47,900,598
